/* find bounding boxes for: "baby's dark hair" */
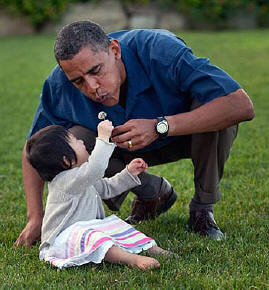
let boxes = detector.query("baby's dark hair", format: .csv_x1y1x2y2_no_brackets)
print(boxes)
26,125,77,181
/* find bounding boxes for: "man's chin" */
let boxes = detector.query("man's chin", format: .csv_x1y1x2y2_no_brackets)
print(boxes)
102,97,119,107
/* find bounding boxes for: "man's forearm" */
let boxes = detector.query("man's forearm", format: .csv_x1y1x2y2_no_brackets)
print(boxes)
22,143,44,222
111,89,254,151
166,89,254,136
14,143,45,247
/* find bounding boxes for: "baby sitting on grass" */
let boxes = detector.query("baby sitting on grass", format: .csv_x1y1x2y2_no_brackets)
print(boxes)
26,120,170,270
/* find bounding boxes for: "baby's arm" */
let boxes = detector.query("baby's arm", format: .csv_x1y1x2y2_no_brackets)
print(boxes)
93,158,148,200
53,121,115,190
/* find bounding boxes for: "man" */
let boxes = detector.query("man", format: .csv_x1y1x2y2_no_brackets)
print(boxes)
15,21,254,247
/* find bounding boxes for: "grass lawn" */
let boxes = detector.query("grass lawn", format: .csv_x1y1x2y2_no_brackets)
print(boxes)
0,30,268,289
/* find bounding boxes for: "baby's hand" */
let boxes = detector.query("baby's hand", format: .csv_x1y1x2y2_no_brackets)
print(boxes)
98,120,114,142
127,158,148,177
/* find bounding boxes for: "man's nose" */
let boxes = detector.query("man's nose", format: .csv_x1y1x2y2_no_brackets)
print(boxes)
84,75,99,94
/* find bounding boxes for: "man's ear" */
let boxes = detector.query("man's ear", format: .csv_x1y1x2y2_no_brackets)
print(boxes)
109,39,121,59
63,156,75,168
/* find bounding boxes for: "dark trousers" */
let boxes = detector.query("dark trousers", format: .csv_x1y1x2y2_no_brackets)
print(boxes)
69,121,238,210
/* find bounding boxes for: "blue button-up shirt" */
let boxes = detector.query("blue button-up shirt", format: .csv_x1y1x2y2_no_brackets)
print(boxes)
28,29,241,152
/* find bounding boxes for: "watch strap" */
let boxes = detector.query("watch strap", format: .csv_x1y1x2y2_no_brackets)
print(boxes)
155,116,169,139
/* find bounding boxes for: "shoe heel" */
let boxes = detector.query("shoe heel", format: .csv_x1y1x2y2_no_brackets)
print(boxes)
157,189,177,216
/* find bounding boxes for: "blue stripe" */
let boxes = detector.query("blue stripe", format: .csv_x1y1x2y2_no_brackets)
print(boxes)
110,227,135,237
80,228,94,252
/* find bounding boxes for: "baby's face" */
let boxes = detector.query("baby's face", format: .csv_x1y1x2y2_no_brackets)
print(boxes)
68,134,89,167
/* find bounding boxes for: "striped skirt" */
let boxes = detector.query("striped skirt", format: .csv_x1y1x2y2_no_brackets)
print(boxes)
40,215,156,269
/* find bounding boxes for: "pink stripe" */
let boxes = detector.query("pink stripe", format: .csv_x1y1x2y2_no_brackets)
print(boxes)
115,237,153,247
86,230,100,245
71,229,110,257
69,227,83,257
90,237,112,253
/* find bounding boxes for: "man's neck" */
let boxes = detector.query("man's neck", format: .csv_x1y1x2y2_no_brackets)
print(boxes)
119,81,127,108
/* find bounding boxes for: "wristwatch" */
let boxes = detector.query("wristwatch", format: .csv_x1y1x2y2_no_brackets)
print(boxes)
155,117,169,139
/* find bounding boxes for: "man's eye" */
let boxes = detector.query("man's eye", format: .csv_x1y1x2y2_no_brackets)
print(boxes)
91,65,101,74
74,79,83,85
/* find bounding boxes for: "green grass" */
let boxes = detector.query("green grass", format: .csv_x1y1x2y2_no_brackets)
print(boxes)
0,30,268,289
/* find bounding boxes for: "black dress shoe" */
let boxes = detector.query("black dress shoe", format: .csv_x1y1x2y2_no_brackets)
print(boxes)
189,208,225,240
125,178,177,225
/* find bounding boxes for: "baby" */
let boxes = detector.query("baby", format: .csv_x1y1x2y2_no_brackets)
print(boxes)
26,120,169,270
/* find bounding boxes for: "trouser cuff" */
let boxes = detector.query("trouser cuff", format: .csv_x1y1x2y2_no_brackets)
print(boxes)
189,199,213,211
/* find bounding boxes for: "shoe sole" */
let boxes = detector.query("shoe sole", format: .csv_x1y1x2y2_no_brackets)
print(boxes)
156,189,177,216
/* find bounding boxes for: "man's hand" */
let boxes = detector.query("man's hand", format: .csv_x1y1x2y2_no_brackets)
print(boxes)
127,158,148,176
14,219,42,247
97,120,114,142
112,119,158,151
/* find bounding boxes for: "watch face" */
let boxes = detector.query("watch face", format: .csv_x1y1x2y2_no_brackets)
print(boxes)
157,122,168,134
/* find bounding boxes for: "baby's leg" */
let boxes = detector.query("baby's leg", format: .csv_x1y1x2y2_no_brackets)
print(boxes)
104,245,160,270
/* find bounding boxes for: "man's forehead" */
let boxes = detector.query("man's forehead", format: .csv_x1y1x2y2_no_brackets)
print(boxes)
60,49,104,77
80,44,110,56
81,44,104,54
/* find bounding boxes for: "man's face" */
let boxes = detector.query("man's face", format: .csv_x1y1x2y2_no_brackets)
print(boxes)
59,40,126,106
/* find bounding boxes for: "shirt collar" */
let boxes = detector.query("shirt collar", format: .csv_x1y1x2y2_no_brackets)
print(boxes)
121,43,151,94
120,43,151,117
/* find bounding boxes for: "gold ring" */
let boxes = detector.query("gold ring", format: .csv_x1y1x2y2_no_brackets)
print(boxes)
128,140,132,149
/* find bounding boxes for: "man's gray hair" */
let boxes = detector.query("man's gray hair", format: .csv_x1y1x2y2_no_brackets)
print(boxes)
54,20,110,62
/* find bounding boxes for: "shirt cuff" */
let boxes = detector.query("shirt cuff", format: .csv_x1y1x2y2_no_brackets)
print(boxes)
96,137,116,147
125,167,142,186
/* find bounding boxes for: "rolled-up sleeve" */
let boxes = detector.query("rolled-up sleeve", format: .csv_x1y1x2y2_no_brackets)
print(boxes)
172,48,241,104
27,78,73,138
27,102,52,138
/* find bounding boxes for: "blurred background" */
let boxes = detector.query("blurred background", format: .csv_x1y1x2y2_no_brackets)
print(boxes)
1,0,269,36
1,1,268,288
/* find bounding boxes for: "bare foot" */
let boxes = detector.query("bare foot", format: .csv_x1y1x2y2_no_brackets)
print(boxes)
130,254,160,270
147,245,178,258
104,245,160,270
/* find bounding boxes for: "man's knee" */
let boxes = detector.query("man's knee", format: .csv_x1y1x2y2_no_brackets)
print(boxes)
218,124,238,165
